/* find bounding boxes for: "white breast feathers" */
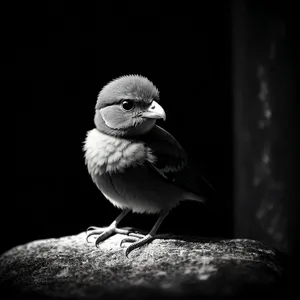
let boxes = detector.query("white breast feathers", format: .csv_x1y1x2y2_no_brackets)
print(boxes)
83,129,156,177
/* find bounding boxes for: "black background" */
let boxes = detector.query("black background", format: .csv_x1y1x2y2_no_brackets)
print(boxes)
6,2,233,255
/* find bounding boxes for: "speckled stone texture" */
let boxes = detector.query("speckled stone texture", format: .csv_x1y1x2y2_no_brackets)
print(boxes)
0,231,288,299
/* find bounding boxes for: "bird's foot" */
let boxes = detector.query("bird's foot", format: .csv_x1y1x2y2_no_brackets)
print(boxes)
86,225,144,247
120,234,154,257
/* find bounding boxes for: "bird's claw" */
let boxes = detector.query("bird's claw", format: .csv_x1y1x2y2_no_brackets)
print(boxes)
121,234,154,257
86,225,146,245
86,223,155,256
86,225,117,246
86,226,107,243
120,236,141,248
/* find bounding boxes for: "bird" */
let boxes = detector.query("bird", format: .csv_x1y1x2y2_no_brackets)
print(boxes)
83,75,214,257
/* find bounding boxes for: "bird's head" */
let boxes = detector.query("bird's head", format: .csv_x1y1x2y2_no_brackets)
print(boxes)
94,75,166,137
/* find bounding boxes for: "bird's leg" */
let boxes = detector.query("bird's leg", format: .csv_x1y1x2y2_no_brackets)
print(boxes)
86,209,144,247
120,210,169,257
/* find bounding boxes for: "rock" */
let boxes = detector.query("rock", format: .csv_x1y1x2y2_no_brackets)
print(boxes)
0,231,288,299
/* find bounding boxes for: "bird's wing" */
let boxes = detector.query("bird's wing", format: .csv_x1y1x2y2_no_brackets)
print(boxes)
143,125,216,201
142,125,187,178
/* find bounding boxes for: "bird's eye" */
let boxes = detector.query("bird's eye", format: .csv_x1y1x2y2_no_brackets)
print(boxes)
121,100,134,111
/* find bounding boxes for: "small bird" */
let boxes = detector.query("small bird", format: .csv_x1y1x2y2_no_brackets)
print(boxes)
84,75,213,256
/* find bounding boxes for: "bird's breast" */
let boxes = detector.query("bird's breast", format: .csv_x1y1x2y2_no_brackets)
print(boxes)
93,165,183,214
91,172,129,210
83,129,156,176
83,129,184,213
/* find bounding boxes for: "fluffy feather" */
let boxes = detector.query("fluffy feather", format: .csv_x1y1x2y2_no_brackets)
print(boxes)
84,129,156,177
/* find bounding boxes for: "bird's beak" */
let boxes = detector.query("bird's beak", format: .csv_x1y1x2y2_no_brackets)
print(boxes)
141,101,166,121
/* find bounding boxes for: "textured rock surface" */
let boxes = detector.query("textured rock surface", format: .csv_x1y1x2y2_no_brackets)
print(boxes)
0,231,288,299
